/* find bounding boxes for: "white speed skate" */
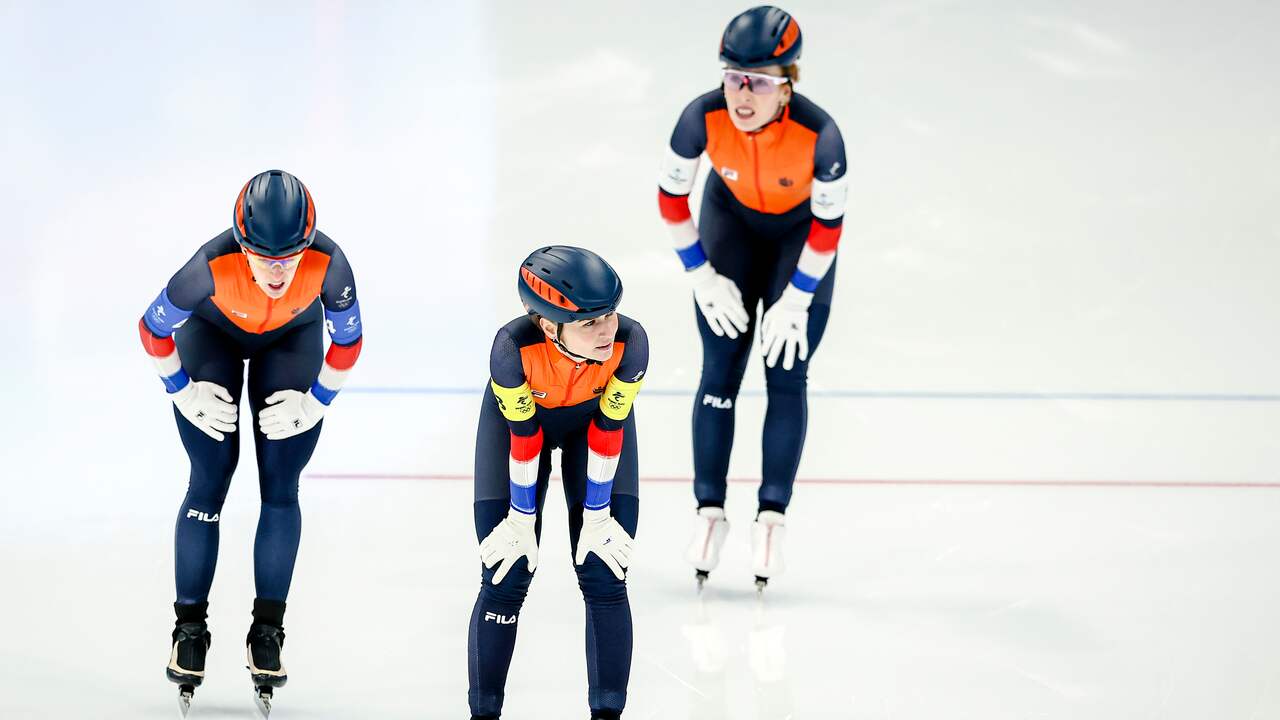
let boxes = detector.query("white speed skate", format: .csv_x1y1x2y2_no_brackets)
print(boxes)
685,506,730,589
751,510,787,592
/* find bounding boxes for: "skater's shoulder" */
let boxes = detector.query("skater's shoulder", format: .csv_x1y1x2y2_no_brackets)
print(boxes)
495,316,545,349
786,93,838,134
615,314,647,344
195,230,241,261
306,230,340,257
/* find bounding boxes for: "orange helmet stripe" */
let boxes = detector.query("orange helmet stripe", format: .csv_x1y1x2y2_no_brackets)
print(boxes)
234,180,250,236
520,267,580,311
773,19,799,57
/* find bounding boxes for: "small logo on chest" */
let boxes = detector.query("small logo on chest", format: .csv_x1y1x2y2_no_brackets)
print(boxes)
592,386,606,395
721,167,739,181
778,177,793,187
231,309,249,319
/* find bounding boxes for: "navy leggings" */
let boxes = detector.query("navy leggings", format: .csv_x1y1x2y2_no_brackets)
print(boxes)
468,392,640,718
172,310,324,604
693,173,835,514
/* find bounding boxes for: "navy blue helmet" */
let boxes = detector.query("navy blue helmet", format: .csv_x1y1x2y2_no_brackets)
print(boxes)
232,170,316,257
518,246,623,324
719,6,802,69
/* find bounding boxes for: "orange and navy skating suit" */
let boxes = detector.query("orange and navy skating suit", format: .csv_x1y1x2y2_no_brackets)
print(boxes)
137,229,362,604
658,89,848,514
469,314,648,717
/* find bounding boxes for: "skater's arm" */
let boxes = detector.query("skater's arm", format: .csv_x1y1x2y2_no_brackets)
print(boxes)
313,239,363,407
138,249,213,393
658,92,716,271
788,116,847,294
585,319,648,511
490,327,542,516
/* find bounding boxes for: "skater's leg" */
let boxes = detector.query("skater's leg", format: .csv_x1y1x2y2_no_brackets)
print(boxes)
468,392,552,718
692,177,766,509
562,415,639,716
172,315,245,605
758,231,836,514
246,319,324,602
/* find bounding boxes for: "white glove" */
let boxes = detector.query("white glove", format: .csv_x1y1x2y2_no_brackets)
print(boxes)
480,510,539,585
688,263,750,339
760,285,812,371
172,381,238,442
574,508,634,580
257,389,325,440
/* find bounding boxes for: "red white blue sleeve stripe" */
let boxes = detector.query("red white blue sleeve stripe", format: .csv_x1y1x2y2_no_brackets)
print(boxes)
139,288,193,393
789,176,849,293
311,301,362,406
658,147,707,271
585,420,624,511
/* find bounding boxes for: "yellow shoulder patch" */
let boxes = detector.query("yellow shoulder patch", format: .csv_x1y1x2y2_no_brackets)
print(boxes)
599,375,643,421
491,380,536,421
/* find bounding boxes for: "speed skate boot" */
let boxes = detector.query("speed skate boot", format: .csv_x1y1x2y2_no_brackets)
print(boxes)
685,506,731,589
751,511,787,593
246,599,288,718
166,601,211,717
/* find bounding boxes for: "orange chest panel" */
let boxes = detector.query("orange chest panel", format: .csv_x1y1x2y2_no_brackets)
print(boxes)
705,108,817,214
520,338,626,409
208,249,330,334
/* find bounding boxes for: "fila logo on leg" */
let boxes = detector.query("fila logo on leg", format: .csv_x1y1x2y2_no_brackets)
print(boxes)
186,509,220,523
484,612,517,625
702,394,733,410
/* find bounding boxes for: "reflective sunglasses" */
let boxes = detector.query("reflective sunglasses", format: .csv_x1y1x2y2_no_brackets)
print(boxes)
722,69,790,95
242,248,305,274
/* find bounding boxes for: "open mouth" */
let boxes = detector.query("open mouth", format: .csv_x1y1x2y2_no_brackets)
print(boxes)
734,106,756,120
268,281,286,292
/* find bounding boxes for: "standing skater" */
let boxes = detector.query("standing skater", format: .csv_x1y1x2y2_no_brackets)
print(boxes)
138,170,363,716
469,246,648,720
657,6,848,590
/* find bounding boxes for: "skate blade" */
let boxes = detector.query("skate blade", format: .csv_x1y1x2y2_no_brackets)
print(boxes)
176,685,194,718
253,686,273,718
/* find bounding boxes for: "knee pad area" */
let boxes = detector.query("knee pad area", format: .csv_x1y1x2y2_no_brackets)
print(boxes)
575,557,629,606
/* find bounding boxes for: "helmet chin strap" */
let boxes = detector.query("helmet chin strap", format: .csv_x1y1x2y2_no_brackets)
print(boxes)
551,322,603,366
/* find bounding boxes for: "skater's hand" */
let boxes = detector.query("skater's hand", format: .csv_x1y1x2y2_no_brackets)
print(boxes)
258,389,325,440
760,285,812,371
172,381,238,441
575,508,633,580
689,262,750,339
480,510,538,584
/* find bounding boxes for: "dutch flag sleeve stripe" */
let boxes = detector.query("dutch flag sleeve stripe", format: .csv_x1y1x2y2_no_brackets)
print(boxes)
311,301,364,406
584,420,624,511
659,147,708,271
508,428,543,514
138,310,189,394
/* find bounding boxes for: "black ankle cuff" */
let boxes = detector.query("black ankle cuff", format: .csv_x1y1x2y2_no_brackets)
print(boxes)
252,598,287,628
757,500,787,515
174,601,209,624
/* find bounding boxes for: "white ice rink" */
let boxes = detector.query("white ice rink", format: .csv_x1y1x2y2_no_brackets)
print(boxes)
4,1,1280,718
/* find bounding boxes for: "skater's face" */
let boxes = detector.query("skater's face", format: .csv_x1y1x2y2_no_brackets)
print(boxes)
722,64,791,132
243,248,304,299
541,312,620,362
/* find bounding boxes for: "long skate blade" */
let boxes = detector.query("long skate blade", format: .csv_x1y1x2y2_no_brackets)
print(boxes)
176,685,193,718
253,686,273,719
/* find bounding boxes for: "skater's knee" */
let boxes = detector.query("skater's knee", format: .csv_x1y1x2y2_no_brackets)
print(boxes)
764,364,808,394
575,557,628,605
481,564,534,607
